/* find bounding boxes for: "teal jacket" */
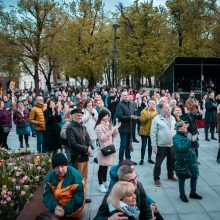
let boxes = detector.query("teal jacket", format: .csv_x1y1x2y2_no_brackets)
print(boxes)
173,132,199,177
43,166,85,215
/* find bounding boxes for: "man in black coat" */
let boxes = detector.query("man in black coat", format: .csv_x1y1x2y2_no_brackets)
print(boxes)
93,165,152,220
116,92,138,163
66,108,93,203
205,92,218,141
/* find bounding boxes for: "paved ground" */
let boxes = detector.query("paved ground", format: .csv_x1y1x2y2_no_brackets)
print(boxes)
8,126,220,220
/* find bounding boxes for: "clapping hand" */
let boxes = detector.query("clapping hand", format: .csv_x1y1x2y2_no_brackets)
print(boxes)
55,205,64,217
114,122,121,129
192,134,198,142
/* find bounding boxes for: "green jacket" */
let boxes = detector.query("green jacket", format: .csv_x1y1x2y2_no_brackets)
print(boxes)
43,166,85,216
173,132,199,177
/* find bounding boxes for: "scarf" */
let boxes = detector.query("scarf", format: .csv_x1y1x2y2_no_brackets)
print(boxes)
108,201,140,220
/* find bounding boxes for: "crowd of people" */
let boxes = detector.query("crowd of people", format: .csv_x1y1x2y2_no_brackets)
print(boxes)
0,85,220,219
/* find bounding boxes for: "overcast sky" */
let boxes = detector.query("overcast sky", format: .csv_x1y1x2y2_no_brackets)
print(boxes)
2,0,220,12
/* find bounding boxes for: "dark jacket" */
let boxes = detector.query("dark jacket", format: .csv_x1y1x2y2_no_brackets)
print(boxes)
93,181,152,220
181,112,202,135
13,109,30,126
44,108,62,151
205,98,217,122
66,120,92,162
109,210,136,220
43,166,85,216
107,96,119,113
4,99,13,111
116,101,135,133
173,132,199,178
0,108,11,127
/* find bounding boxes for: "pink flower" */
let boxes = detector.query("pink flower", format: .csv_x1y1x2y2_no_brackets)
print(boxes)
6,197,11,202
20,191,26,196
7,191,12,196
19,178,25,184
37,166,42,170
11,178,16,183
3,195,8,199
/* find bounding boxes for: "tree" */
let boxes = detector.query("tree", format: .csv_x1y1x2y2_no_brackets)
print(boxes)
9,0,67,94
54,0,112,88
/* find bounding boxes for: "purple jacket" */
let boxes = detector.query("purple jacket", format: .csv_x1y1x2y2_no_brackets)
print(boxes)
0,108,12,127
13,109,30,126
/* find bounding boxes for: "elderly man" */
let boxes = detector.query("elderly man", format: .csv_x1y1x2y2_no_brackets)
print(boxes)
151,102,177,187
116,92,138,163
29,96,46,153
94,165,153,220
66,108,93,203
43,153,85,218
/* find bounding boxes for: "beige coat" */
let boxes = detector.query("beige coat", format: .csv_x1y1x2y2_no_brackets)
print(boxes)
95,122,118,166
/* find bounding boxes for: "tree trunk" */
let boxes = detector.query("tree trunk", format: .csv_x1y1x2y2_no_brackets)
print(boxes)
148,76,152,88
34,62,39,95
126,76,130,88
46,79,51,92
88,75,95,89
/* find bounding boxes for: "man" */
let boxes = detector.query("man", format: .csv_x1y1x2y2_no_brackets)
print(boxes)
66,108,93,203
29,96,46,153
93,165,153,220
151,102,177,187
43,153,85,218
205,92,218,141
3,95,13,111
116,92,138,163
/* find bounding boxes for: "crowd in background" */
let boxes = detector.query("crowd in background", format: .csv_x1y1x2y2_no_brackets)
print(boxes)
0,85,220,219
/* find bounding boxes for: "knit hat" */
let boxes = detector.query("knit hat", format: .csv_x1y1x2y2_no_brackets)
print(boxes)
52,153,68,169
175,120,187,130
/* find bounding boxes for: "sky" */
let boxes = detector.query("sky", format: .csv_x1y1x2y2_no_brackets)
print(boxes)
2,0,220,12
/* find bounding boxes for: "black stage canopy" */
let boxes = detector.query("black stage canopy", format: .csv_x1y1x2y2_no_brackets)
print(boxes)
160,57,220,98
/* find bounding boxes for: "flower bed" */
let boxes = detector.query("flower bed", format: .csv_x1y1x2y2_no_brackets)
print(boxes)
0,150,51,220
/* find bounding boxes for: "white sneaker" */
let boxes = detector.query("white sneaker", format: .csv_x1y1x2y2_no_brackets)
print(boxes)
97,184,108,193
103,181,110,189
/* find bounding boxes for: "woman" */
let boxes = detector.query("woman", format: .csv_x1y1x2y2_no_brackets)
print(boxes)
181,105,202,160
171,106,182,121
173,120,202,203
44,99,62,155
13,101,31,148
0,99,11,149
95,109,121,193
82,99,98,163
107,181,140,220
139,99,158,165
175,93,184,107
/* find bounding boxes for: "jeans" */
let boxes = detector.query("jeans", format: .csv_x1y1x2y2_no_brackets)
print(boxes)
19,134,29,146
153,146,175,180
179,175,197,196
30,124,36,135
35,130,46,153
141,136,152,160
98,165,108,185
205,121,216,138
119,133,131,161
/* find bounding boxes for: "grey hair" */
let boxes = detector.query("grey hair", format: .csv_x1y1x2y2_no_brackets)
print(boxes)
117,165,134,180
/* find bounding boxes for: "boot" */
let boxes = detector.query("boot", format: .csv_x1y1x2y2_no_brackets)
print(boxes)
20,142,24,148
205,133,210,141
217,147,220,164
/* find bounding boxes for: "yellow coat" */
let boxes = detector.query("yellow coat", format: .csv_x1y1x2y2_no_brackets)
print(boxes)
139,108,158,136
29,102,46,131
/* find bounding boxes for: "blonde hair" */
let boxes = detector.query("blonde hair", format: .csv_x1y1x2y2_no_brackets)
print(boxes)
107,181,136,211
217,104,220,113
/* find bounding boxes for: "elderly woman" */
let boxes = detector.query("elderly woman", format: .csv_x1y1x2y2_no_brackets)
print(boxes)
95,109,121,193
82,98,98,162
43,153,85,218
107,181,140,220
173,120,202,203
13,101,31,148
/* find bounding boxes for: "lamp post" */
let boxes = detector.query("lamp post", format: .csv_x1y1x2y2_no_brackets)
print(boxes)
112,23,120,87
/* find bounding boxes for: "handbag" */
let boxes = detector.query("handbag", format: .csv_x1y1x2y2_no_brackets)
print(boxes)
100,144,116,156
175,164,192,179
195,119,205,129
2,126,10,134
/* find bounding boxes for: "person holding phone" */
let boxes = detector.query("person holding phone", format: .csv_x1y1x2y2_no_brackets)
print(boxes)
173,120,202,203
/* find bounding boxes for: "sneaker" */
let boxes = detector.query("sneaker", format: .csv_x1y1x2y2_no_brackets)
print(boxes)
211,137,217,140
154,179,161,187
97,184,108,193
180,194,189,203
168,176,178,181
133,139,139,143
148,159,155,164
103,181,110,189
139,159,144,165
189,193,202,200
85,198,92,203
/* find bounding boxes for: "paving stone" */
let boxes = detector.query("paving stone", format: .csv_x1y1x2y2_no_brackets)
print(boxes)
179,212,212,220
208,211,220,220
